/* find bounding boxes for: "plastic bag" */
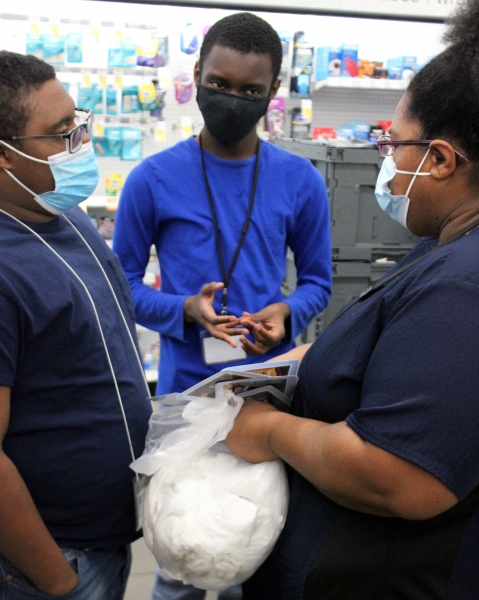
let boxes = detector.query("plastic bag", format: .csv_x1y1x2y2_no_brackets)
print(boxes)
131,391,289,591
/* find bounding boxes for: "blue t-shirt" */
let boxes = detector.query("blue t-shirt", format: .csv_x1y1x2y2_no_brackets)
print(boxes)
114,136,332,394
244,230,479,599
0,208,152,548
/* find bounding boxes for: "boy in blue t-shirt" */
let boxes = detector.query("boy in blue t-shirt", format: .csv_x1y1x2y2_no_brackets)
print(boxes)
0,51,151,599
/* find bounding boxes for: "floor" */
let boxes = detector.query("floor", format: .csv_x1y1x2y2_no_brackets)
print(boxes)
124,539,218,600
124,538,156,600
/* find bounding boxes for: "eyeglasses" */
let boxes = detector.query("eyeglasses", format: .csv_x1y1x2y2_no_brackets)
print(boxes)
377,135,469,162
0,108,93,154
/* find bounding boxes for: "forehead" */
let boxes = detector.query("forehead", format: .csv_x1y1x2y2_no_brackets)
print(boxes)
23,78,76,135
390,94,421,139
201,44,273,82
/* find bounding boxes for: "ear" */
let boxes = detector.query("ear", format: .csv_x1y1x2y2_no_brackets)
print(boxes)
428,140,460,181
194,61,201,87
269,79,281,101
0,142,15,170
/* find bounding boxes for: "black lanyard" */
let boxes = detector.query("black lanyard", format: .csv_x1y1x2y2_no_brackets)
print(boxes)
331,216,479,325
199,134,261,315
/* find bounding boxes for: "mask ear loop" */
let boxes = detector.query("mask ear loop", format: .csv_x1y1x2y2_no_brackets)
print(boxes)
1,139,56,210
0,139,49,164
2,165,62,215
399,149,431,197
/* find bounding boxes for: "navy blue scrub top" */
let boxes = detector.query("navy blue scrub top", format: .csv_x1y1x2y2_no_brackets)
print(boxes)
244,232,479,600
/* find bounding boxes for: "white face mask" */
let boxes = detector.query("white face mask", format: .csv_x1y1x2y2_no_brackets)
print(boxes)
1,141,99,215
375,151,431,228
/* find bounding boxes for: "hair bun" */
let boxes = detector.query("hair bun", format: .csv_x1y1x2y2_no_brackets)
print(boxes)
443,0,479,48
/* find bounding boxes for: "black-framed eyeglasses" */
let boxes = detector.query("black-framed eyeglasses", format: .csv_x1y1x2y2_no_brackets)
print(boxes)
377,135,469,162
0,108,93,154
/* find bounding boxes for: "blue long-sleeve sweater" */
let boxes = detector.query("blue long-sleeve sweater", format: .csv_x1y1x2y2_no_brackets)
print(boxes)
114,136,332,394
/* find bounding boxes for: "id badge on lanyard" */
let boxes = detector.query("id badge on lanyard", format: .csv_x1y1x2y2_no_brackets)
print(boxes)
200,330,247,365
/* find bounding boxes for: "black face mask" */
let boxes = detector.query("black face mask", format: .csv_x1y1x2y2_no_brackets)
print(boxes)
196,84,270,147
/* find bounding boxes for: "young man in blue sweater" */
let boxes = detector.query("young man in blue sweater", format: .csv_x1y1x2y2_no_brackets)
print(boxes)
114,12,332,600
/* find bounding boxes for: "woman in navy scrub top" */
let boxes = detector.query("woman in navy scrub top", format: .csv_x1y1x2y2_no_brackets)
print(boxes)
227,2,479,599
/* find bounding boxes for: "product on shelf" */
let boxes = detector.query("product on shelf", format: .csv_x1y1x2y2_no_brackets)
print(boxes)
26,33,43,59
358,59,374,78
66,33,83,63
150,79,167,119
265,98,286,140
180,22,198,55
121,86,139,113
138,82,157,111
174,73,194,104
98,216,115,240
121,128,142,161
137,35,169,67
108,37,137,68
106,86,118,115
291,107,311,139
387,55,417,80
105,173,124,196
312,127,336,140
42,34,66,65
341,44,359,77
315,46,341,81
290,31,314,96
277,31,292,82
377,120,392,134
78,84,103,114
374,65,388,79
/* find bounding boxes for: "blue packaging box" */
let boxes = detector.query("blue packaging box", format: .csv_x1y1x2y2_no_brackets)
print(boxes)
328,46,342,77
121,128,142,161
315,47,329,81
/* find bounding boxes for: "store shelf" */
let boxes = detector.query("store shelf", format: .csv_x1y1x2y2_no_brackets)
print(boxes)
314,78,408,92
55,65,159,76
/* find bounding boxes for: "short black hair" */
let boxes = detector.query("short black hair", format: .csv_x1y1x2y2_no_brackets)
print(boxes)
199,12,283,82
405,0,479,186
0,51,56,139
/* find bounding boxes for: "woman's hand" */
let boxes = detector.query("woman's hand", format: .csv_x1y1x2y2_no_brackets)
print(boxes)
224,400,283,463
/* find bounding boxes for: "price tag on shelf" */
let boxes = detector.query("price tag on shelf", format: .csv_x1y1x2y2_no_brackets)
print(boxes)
49,19,60,38
91,21,101,43
114,74,124,89
98,71,108,89
301,99,312,121
157,67,171,90
114,25,124,43
154,121,166,143
181,116,193,140
92,121,105,138
81,73,92,89
29,17,40,38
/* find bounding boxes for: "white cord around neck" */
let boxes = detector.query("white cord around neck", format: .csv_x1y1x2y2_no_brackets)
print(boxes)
63,214,150,397
0,208,152,470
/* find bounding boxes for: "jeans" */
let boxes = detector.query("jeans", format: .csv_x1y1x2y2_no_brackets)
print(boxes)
151,567,242,600
0,545,131,600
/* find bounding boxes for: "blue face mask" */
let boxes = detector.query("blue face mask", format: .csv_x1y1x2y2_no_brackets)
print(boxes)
375,151,431,228
2,141,99,215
